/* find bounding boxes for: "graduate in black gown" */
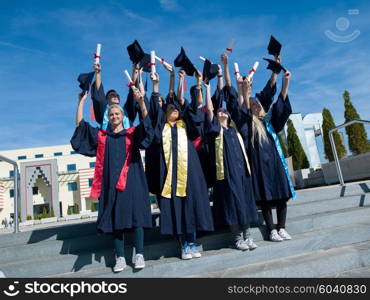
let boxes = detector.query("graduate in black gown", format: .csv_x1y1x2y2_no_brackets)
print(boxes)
224,55,295,242
147,70,214,260
91,62,131,130
203,80,259,250
70,89,153,272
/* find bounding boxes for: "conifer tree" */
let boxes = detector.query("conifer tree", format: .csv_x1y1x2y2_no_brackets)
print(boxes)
287,119,310,170
322,108,347,161
343,90,370,154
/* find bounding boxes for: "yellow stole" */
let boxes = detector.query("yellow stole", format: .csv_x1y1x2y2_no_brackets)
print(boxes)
215,121,251,180
161,120,188,198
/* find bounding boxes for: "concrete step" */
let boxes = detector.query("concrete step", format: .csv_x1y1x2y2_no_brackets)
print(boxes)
2,216,368,278
334,266,370,278
190,240,370,278
81,221,370,278
1,202,369,277
1,200,369,274
295,180,370,204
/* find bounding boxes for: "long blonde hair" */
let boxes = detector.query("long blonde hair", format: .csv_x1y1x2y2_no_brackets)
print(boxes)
251,100,269,146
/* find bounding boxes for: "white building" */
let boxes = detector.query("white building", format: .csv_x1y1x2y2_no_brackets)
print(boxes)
283,112,323,170
0,144,98,223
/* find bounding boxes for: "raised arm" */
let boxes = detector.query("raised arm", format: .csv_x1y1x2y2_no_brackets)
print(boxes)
221,53,231,87
94,63,102,91
133,88,148,120
217,64,224,90
236,77,244,109
177,70,186,106
242,77,252,111
76,91,88,127
280,69,291,101
195,71,203,107
204,82,213,121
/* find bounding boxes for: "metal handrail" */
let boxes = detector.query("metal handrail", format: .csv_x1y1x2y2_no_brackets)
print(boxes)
329,119,370,186
0,154,19,233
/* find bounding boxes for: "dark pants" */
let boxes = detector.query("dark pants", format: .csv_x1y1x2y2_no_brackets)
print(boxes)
113,227,144,258
261,201,287,232
178,232,196,247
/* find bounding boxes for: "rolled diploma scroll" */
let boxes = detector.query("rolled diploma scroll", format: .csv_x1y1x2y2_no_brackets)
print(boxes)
224,39,235,55
124,69,135,91
155,55,173,72
247,61,259,80
95,44,101,64
199,56,206,62
234,62,241,79
150,51,156,74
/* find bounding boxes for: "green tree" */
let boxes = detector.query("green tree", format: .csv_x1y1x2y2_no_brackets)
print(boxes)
277,132,288,157
343,90,370,154
322,108,347,161
287,119,310,170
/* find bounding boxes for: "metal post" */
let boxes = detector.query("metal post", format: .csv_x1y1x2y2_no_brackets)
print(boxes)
329,131,344,186
0,154,20,233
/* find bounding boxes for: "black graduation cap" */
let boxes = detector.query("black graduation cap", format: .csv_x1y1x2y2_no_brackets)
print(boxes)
138,53,151,73
174,47,197,76
263,58,287,74
202,59,219,83
77,72,94,92
127,40,145,64
267,35,282,57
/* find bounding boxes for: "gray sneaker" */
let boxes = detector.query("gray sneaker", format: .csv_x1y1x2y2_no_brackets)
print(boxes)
133,254,145,269
113,256,126,273
270,229,283,242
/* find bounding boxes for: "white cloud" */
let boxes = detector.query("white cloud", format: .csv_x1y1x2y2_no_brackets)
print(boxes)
159,0,181,12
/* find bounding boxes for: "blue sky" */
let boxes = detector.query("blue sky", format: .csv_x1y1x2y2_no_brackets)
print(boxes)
1,0,369,162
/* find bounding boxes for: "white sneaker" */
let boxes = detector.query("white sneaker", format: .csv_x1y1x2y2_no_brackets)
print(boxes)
235,234,249,250
181,246,192,260
270,229,283,242
188,243,202,258
113,256,127,273
245,237,258,249
133,254,145,269
278,229,292,240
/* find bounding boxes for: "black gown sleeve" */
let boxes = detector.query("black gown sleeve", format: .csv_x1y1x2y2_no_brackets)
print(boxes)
134,115,155,150
211,87,224,112
270,94,292,133
70,119,99,157
149,92,166,144
255,79,277,112
91,81,106,125
181,99,204,141
204,116,221,140
124,88,137,123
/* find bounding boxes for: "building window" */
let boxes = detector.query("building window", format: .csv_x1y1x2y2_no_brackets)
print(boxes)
89,162,96,168
70,151,77,155
88,178,93,187
35,154,44,158
9,170,14,178
54,152,63,157
68,182,78,191
32,187,39,195
18,155,26,160
67,164,76,172
9,189,14,198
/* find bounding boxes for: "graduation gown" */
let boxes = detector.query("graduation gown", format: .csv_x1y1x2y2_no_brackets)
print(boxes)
147,95,214,235
70,117,154,233
91,81,130,129
205,117,258,227
225,86,293,204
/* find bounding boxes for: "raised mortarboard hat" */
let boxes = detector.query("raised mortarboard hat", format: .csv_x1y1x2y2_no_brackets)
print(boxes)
202,59,219,83
174,47,197,76
127,40,145,64
138,53,151,73
267,35,282,57
263,58,287,74
77,72,95,92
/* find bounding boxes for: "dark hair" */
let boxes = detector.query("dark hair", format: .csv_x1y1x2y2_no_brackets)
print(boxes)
106,89,120,102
